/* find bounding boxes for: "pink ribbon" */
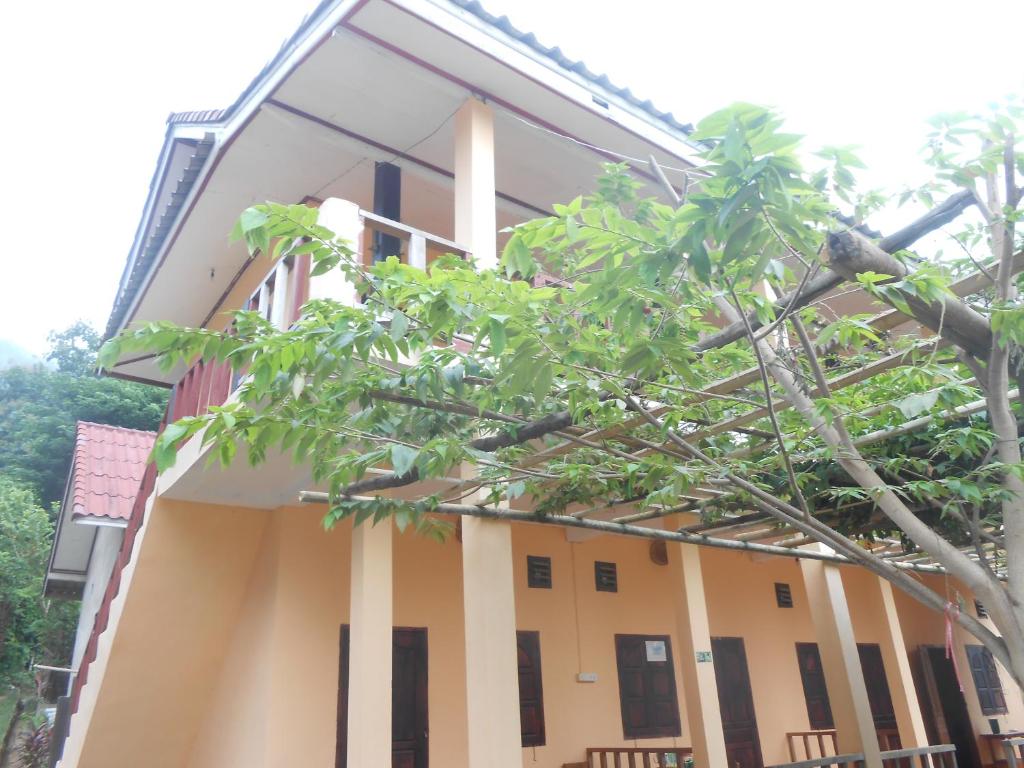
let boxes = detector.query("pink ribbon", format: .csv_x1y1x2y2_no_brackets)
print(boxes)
945,601,965,693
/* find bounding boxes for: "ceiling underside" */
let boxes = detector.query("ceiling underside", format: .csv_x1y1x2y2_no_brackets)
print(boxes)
114,0,694,384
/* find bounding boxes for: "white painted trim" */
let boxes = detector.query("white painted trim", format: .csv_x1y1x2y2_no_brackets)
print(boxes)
72,516,130,529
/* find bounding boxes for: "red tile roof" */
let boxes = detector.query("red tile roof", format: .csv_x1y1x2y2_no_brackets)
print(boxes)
70,422,156,522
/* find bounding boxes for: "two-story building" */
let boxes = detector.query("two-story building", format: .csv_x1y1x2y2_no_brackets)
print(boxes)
51,1,1024,767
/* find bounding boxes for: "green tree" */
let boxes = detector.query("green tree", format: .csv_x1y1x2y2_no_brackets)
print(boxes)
0,479,74,682
45,321,100,376
0,324,166,506
103,102,1024,687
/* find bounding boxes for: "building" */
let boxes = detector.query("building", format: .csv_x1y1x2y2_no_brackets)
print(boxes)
52,1,1022,767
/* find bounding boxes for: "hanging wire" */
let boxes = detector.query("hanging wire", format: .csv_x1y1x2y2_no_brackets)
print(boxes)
313,103,463,198
498,107,711,180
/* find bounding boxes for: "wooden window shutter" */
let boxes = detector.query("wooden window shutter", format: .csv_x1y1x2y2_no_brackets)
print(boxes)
795,643,835,730
966,644,1008,715
517,631,546,747
527,556,552,589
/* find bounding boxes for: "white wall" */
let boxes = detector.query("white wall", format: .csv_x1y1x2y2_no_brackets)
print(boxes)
70,526,124,672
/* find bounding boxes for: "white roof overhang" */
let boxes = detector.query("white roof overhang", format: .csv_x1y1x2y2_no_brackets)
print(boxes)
106,0,699,385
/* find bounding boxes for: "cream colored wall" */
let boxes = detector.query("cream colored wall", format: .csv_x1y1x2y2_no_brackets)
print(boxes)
511,524,692,767
62,497,270,768
74,497,1024,768
702,549,819,766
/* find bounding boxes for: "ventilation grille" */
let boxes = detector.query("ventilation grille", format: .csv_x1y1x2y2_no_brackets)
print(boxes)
976,600,988,618
775,582,794,608
527,556,552,589
595,561,618,593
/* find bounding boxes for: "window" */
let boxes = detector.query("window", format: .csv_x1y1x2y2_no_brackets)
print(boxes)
527,556,552,589
795,643,834,730
966,644,1007,715
595,561,618,592
517,631,546,747
775,582,793,608
614,634,681,739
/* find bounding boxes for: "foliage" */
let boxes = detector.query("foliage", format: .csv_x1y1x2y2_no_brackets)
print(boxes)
101,101,1024,683
45,321,101,376
0,323,166,507
17,719,49,768
0,480,75,684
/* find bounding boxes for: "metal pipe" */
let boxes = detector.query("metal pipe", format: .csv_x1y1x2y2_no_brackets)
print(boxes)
298,491,949,573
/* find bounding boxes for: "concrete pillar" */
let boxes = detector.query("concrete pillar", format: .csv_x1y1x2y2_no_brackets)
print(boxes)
669,543,728,767
347,520,393,768
454,98,497,269
800,547,882,766
310,197,363,305
875,577,929,748
461,517,522,768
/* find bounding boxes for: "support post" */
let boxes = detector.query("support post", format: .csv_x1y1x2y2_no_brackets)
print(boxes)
456,96,517,766
669,543,728,767
875,577,929,748
310,198,363,305
800,546,882,767
461,517,522,768
347,520,393,768
454,98,496,269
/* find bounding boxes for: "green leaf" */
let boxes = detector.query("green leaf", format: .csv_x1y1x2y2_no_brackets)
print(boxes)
389,444,419,477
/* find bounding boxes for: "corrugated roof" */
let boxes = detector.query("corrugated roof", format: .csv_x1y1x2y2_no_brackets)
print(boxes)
447,0,693,135
70,422,156,522
104,133,215,339
167,109,227,125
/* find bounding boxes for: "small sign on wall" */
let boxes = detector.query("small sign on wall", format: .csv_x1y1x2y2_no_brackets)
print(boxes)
695,651,713,663
645,640,667,662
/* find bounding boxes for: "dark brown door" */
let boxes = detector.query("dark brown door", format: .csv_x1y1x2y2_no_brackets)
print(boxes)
336,626,429,768
712,637,763,768
517,631,546,747
614,634,682,739
796,642,835,730
920,646,981,768
393,629,429,768
857,643,900,750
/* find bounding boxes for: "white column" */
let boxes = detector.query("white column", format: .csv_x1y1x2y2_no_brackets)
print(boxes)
800,547,882,766
347,520,393,768
456,95,518,767
454,98,497,269
876,577,929,748
669,543,728,767
310,197,363,305
462,517,522,768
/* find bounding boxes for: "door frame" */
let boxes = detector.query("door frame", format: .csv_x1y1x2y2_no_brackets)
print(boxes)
336,625,429,768
712,636,764,768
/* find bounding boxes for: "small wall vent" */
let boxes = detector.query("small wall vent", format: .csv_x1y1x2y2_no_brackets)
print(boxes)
976,600,989,619
527,555,552,589
775,582,794,608
595,561,618,593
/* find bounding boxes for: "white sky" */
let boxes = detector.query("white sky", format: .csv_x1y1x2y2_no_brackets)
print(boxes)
1,0,1021,355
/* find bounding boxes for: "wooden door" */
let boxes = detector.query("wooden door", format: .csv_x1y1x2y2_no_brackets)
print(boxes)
336,626,429,768
614,634,682,739
920,645,981,768
712,637,763,768
796,642,835,730
392,628,429,768
857,643,900,750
